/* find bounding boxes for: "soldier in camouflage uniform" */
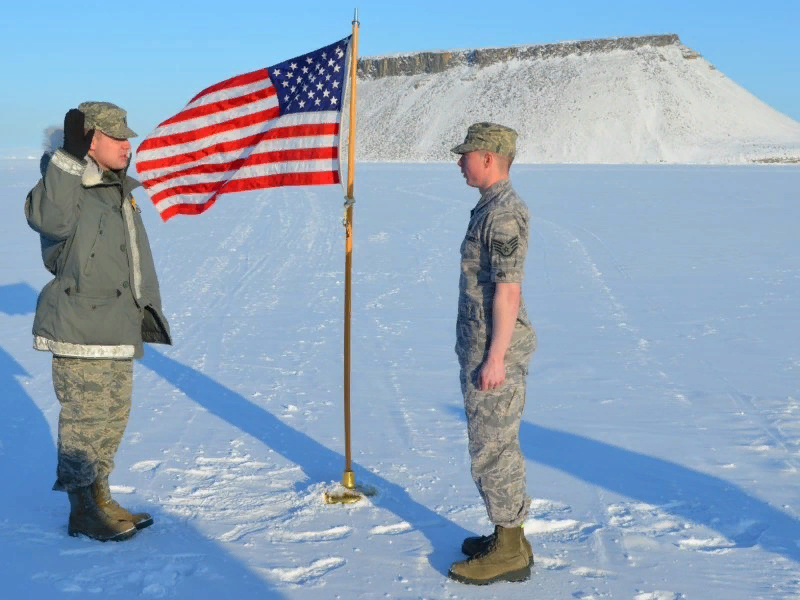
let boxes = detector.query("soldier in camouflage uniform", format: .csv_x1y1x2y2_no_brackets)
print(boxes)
25,102,171,542
447,123,536,585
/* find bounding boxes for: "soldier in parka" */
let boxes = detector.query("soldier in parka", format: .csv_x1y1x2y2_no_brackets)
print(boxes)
447,123,536,585
25,102,172,542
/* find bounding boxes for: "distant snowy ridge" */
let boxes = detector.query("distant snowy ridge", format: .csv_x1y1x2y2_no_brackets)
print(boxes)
352,34,800,164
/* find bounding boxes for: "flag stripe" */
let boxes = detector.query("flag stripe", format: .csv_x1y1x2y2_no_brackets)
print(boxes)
144,147,339,193
138,133,338,181
160,86,277,127
188,68,269,105
156,171,340,221
138,106,281,153
137,122,339,174
150,158,340,203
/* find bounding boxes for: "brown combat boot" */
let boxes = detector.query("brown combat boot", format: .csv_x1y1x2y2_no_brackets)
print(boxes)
449,525,531,585
67,486,136,542
461,525,534,566
91,476,154,530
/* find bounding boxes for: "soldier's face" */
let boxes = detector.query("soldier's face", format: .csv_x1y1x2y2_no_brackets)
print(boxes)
458,151,488,189
89,131,132,171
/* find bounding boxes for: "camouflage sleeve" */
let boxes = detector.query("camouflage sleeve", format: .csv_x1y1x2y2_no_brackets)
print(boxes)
486,211,527,283
24,149,83,241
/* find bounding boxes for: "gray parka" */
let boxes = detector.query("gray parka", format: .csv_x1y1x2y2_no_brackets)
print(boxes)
25,149,171,359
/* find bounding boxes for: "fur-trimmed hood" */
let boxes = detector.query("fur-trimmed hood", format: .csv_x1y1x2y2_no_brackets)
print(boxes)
39,126,64,176
39,126,124,187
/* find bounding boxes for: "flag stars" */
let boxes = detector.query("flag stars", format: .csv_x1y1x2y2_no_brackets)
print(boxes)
269,36,349,115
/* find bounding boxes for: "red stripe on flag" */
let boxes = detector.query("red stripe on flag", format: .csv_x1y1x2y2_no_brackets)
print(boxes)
141,146,339,189
188,69,270,104
137,122,340,174
152,170,340,203
137,106,281,153
160,87,276,127
157,171,340,222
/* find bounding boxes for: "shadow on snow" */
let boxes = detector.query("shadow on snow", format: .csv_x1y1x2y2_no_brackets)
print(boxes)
141,347,474,576
519,421,800,563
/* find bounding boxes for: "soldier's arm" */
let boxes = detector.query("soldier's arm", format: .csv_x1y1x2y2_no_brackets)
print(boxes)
25,149,83,240
478,210,527,390
479,282,521,390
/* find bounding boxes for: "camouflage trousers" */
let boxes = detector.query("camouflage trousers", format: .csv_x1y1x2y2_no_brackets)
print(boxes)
51,357,133,491
460,349,534,528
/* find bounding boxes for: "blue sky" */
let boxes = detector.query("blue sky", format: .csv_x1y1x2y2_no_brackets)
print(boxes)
1,0,797,155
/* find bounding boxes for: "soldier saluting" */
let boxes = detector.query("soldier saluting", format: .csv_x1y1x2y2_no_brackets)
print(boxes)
25,102,171,542
448,123,536,585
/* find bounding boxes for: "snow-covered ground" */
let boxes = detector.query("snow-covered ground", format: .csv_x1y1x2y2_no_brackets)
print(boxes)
1,159,799,599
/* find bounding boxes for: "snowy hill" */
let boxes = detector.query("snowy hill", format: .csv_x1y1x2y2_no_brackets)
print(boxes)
354,34,800,164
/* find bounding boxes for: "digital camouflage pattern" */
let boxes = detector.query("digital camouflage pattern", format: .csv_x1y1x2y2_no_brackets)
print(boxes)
52,357,133,491
451,122,517,158
456,178,536,528
78,101,137,139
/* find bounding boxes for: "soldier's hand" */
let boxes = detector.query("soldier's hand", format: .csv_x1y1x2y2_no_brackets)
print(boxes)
478,357,506,391
62,108,94,160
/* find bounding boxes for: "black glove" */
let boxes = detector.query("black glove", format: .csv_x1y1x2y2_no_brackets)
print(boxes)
62,108,94,160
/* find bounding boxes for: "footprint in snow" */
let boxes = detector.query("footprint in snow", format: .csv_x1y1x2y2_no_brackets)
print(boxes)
261,557,346,584
272,525,352,542
369,522,413,535
634,592,683,600
130,460,162,473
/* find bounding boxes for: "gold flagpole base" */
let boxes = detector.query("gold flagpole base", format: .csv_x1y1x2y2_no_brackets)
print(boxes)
324,470,378,504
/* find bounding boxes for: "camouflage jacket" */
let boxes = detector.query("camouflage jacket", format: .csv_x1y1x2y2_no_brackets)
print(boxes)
25,149,171,359
456,178,534,364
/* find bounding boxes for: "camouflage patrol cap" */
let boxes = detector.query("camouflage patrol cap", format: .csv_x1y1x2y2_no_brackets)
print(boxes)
451,122,517,158
78,101,137,139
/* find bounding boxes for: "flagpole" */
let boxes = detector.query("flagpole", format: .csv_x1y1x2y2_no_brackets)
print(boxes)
341,9,360,492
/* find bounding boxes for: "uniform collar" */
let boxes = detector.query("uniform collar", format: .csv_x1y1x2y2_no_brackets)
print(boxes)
82,156,141,197
470,178,511,216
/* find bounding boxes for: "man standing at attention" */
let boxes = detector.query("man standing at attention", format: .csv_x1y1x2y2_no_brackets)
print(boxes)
448,123,536,585
25,102,171,542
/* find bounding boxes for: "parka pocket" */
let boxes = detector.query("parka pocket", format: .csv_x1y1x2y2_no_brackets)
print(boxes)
83,213,106,276
58,287,139,345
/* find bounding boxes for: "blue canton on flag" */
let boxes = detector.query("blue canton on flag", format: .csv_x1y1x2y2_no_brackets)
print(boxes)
269,38,350,115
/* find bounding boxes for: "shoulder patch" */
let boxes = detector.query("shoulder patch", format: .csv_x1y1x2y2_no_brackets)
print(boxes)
492,236,519,257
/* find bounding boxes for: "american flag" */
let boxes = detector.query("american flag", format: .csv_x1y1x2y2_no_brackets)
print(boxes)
136,36,351,221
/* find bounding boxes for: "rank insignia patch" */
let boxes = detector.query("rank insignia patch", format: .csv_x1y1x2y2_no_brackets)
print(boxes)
492,236,519,257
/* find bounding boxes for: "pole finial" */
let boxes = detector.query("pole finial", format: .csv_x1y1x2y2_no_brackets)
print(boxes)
353,8,359,24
